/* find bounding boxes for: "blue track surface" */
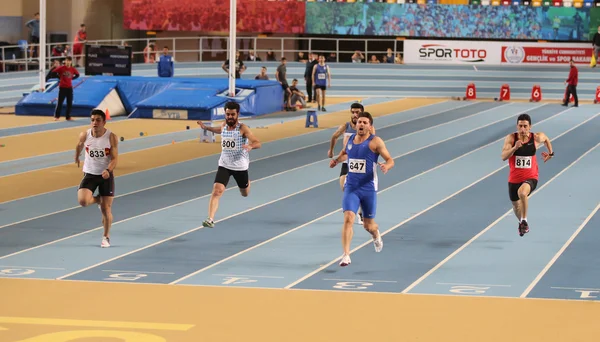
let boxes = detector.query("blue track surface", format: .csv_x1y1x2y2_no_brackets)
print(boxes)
1,98,599,303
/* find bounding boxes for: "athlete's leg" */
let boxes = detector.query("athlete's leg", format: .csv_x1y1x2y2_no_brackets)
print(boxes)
97,174,115,247
99,196,114,246
204,167,230,227
517,183,532,221
360,190,382,252
77,174,100,207
233,170,250,197
512,201,521,221
340,188,360,266
321,89,327,111
339,163,348,191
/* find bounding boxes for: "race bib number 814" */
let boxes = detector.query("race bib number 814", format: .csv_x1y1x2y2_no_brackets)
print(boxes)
515,156,532,168
349,159,366,173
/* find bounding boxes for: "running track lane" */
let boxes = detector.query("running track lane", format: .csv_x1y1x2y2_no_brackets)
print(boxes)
57,104,566,283
288,107,600,292
174,106,592,287
0,102,526,279
0,102,497,256
0,100,471,227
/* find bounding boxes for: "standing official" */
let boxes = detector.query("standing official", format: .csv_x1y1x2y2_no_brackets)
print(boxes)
52,56,80,121
562,59,578,108
158,46,174,78
304,52,318,103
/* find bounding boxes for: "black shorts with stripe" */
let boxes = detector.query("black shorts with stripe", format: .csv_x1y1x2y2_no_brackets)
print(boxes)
79,172,115,197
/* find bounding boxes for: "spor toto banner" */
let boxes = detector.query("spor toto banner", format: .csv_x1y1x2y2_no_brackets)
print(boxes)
404,40,593,65
403,40,501,65
501,44,594,65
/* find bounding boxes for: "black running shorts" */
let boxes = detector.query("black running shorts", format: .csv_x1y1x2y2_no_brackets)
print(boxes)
79,172,115,197
508,179,538,202
215,166,249,189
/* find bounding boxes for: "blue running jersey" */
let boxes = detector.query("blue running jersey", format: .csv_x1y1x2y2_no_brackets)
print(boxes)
344,134,379,192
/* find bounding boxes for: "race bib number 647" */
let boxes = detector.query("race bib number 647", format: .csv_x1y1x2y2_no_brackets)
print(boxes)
515,156,532,168
348,159,366,173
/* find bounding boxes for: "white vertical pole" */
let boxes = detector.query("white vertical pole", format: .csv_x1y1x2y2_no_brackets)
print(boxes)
39,0,47,91
228,0,237,97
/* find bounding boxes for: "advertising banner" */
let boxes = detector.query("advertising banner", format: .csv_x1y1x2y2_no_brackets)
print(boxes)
403,40,501,65
500,44,593,65
405,40,593,66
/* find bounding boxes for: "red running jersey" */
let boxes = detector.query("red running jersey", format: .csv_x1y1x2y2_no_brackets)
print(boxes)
508,132,538,183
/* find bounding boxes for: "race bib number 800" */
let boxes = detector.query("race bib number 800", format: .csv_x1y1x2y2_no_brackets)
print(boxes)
515,156,532,168
348,159,366,173
222,138,236,150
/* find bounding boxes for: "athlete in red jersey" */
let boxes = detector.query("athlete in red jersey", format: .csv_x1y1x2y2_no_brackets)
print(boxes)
501,114,554,237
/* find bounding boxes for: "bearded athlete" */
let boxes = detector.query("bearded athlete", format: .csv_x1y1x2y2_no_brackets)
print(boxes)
501,114,554,237
328,102,375,224
197,101,262,228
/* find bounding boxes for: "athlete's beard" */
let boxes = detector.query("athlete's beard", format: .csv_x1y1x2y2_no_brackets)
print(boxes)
351,117,357,124
226,118,237,127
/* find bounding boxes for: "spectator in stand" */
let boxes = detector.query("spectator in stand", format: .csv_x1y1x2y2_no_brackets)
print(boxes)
384,48,394,63
351,50,364,63
289,79,307,108
247,51,261,62
592,25,600,67
222,51,246,79
266,49,277,61
143,43,156,63
368,55,380,64
51,56,80,121
25,12,40,59
296,52,307,63
255,66,269,80
73,24,87,67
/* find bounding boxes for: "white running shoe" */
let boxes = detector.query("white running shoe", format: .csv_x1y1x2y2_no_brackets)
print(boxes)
357,213,364,225
339,254,351,267
101,236,110,248
373,232,383,252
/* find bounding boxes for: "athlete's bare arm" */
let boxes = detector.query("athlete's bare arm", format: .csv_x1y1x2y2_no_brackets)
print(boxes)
534,132,554,162
241,124,261,151
330,139,349,168
107,132,119,172
373,136,394,174
196,121,224,134
74,131,86,167
501,134,520,161
328,124,346,157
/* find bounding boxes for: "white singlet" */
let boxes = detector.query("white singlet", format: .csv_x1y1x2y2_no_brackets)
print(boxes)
82,128,112,175
218,123,249,171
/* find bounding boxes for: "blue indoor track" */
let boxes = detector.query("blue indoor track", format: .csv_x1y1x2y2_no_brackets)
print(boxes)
1,98,599,302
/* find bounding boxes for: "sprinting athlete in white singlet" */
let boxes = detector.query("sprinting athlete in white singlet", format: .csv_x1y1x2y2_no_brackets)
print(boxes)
197,101,262,228
328,102,375,224
75,108,119,248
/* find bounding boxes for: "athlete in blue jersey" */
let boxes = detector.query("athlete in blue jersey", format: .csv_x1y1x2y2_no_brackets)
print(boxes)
328,102,375,225
311,54,331,111
329,112,394,267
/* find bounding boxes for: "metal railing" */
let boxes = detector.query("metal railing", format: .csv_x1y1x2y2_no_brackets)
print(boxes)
0,35,405,73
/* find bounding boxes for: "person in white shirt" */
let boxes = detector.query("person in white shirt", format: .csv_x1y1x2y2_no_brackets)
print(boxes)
75,109,119,248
